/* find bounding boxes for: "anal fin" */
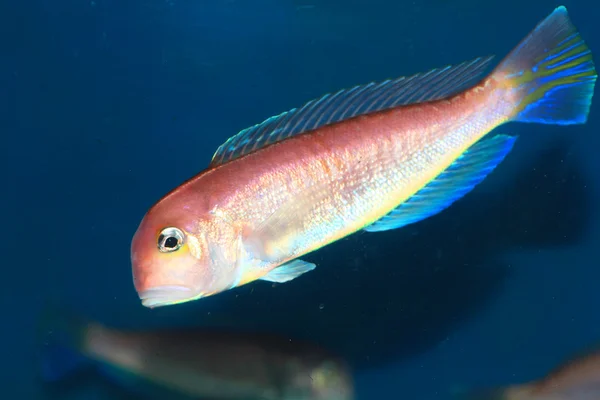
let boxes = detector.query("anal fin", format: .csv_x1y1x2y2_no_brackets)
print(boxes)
364,134,517,233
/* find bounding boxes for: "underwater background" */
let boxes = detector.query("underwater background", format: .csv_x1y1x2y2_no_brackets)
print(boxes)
4,0,600,398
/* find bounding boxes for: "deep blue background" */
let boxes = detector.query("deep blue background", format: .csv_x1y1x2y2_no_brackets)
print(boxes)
4,0,600,399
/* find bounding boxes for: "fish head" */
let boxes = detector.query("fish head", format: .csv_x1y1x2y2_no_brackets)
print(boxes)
307,359,355,400
131,200,240,308
288,354,355,400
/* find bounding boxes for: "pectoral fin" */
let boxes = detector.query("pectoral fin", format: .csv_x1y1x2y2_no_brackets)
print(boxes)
243,178,333,263
259,259,317,283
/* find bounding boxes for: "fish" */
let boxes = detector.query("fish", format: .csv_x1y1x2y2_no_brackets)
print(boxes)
131,5,596,308
454,345,600,399
38,311,354,400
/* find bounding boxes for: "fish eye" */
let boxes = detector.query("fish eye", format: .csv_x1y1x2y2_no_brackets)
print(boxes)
157,227,185,253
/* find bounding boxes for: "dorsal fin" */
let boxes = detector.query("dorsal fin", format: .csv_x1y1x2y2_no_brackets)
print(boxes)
209,56,495,166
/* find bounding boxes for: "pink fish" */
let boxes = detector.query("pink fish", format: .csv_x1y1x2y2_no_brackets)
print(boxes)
131,6,596,308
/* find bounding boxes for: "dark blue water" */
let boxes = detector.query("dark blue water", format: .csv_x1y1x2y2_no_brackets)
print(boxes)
4,0,600,399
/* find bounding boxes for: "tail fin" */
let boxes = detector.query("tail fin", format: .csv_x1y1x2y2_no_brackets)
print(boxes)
37,308,92,382
494,6,596,125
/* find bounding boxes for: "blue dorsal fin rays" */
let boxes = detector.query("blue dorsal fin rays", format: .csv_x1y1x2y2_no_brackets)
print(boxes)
364,134,518,233
209,56,496,167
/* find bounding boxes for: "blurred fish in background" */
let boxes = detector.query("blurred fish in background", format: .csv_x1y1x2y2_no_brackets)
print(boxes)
36,310,354,400
455,345,600,399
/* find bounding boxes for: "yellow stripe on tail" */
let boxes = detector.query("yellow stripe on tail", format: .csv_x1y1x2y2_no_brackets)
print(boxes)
493,6,596,125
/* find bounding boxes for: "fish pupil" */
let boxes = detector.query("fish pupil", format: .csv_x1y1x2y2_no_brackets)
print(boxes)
164,236,179,249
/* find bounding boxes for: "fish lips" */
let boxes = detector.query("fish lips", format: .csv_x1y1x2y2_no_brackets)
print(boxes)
138,285,199,308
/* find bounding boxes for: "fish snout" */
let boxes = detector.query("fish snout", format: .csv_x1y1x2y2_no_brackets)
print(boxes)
131,219,204,308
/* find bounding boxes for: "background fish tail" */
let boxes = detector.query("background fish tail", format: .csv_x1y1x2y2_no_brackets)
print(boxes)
37,308,91,382
494,5,596,125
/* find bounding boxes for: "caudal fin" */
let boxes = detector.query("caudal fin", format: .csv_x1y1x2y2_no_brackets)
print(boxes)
494,6,596,125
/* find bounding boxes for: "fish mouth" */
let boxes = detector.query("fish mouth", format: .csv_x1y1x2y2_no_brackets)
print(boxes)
138,285,197,308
